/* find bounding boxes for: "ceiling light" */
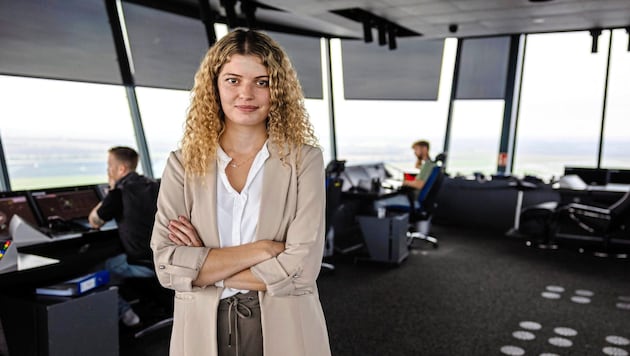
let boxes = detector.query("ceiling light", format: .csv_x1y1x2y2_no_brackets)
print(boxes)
532,18,545,24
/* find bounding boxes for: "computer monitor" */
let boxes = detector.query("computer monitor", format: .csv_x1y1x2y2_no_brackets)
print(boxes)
0,191,40,239
30,185,100,225
564,167,609,186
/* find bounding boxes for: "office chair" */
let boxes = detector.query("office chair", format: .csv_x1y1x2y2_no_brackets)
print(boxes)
323,160,347,272
118,259,174,338
386,154,446,248
550,190,630,256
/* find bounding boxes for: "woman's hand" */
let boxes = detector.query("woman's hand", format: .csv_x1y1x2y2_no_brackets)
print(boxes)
258,240,286,258
168,216,204,247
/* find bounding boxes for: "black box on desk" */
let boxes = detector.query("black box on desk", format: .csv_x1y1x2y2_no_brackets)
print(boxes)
357,213,409,265
0,288,118,356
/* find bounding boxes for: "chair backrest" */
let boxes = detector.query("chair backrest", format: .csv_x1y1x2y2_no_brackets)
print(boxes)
610,190,630,219
416,164,445,215
325,177,344,229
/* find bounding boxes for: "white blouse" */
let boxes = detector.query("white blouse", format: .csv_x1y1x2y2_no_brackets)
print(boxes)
215,142,269,299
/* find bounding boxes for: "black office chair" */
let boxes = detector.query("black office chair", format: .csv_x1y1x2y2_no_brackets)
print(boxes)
118,259,174,339
386,154,446,248
323,160,347,272
550,190,630,256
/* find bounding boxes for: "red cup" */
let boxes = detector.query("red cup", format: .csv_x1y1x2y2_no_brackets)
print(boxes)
404,172,417,181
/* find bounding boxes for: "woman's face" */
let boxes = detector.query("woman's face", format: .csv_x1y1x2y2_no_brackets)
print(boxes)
217,54,271,130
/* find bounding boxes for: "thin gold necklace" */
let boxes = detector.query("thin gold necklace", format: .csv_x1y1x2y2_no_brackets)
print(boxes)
228,154,256,168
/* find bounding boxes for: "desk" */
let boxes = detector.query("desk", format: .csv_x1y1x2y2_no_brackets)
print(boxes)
0,230,122,290
556,184,629,207
0,230,122,355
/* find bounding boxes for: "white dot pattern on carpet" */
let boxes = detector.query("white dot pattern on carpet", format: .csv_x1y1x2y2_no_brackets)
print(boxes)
574,289,594,297
570,296,591,304
617,302,630,310
519,321,542,330
546,285,565,293
548,337,573,347
501,345,525,356
500,345,525,355
512,330,536,340
606,336,630,346
553,327,577,337
603,346,629,356
542,292,561,299
619,296,630,302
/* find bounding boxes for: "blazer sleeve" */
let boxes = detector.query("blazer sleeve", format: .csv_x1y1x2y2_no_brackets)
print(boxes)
251,146,325,296
150,151,212,292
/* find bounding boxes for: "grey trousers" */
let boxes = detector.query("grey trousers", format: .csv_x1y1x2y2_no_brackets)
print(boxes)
217,291,263,356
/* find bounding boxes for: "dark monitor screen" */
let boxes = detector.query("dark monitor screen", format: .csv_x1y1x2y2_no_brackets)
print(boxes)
564,167,609,186
31,186,100,223
0,192,40,238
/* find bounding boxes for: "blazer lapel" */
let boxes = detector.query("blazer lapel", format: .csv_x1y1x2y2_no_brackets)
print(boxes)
256,145,291,241
192,160,221,248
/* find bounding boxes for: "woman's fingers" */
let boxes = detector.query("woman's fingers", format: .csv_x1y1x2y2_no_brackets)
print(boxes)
168,217,203,247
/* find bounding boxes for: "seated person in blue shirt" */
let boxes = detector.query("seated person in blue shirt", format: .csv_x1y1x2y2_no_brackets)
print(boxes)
88,146,160,327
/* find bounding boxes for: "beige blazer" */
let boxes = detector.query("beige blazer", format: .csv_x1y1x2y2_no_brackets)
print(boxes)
151,143,331,356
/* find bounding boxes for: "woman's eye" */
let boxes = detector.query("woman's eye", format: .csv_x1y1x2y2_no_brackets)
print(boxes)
257,80,269,87
226,78,238,84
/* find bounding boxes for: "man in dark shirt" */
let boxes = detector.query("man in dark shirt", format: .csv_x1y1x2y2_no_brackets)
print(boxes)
89,146,159,327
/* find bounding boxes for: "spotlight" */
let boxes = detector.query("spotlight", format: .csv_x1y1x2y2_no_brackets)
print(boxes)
448,24,458,34
362,19,373,43
388,26,397,50
590,28,602,53
378,23,387,46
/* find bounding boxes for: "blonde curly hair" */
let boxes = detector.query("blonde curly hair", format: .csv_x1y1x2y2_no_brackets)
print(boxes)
181,28,318,176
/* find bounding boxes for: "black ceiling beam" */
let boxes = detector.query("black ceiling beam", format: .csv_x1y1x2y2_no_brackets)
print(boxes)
330,8,421,38
198,0,218,46
121,0,355,39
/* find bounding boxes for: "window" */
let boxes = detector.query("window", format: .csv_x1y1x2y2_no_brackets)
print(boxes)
0,75,136,190
513,31,609,180
135,87,189,178
446,100,504,177
333,38,456,170
601,29,630,169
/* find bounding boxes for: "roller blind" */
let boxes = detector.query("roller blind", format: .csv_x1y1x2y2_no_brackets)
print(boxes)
0,0,121,84
122,2,209,90
266,31,323,99
455,36,511,99
341,38,444,100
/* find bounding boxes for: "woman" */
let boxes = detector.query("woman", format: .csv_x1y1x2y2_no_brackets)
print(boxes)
150,29,331,355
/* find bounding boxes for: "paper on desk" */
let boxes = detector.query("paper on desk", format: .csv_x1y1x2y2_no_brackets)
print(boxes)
18,254,59,270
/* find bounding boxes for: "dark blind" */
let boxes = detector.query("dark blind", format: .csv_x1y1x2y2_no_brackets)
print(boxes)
455,36,511,99
266,31,323,99
122,3,208,90
0,0,121,83
341,38,444,100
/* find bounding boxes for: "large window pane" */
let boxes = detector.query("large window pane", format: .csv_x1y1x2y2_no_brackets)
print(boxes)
135,87,189,178
447,100,504,177
602,29,630,169
513,31,609,181
0,75,136,190
333,38,456,170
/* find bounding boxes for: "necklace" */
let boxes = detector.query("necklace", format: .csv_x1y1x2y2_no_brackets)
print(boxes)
228,155,256,168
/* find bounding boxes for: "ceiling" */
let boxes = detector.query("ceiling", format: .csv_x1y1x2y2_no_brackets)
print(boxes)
149,0,630,40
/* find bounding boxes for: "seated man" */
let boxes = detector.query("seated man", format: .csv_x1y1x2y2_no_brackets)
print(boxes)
89,146,159,327
403,139,434,192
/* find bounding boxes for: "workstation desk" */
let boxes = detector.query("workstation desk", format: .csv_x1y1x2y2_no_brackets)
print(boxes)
0,229,122,356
